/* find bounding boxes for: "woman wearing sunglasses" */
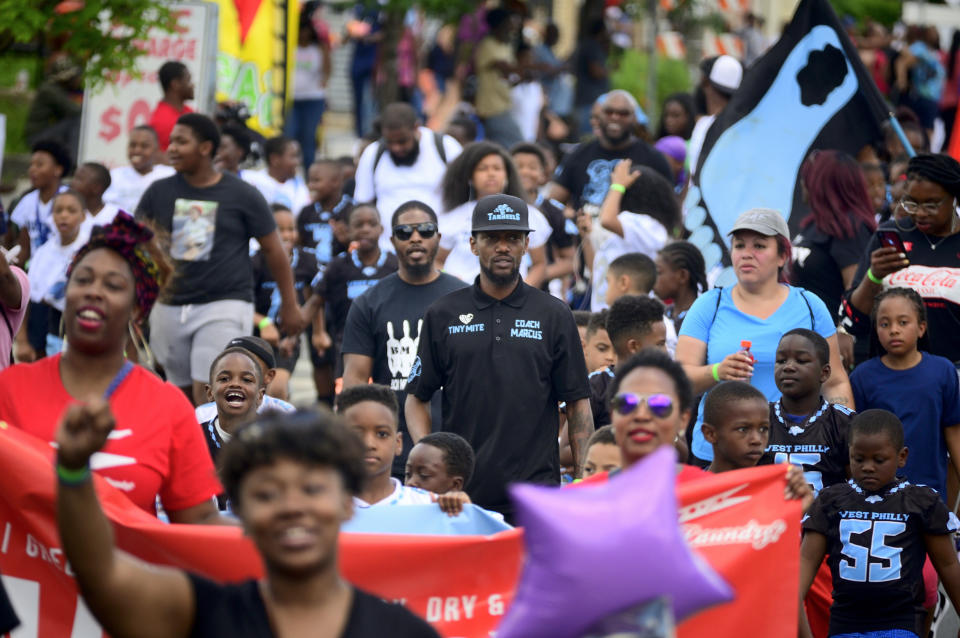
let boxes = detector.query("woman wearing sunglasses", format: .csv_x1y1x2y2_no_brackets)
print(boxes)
842,153,960,365
435,141,552,286
578,348,706,485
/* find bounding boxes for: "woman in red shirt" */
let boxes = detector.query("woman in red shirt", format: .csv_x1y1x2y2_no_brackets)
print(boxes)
0,213,225,524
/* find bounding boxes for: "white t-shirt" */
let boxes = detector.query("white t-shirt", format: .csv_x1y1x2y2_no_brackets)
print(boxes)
590,211,669,311
89,203,122,226
353,127,462,251
103,164,175,215
27,218,94,310
292,45,326,100
242,170,311,218
511,81,544,142
11,187,65,257
438,200,552,283
686,114,716,179
194,394,295,423
354,478,436,508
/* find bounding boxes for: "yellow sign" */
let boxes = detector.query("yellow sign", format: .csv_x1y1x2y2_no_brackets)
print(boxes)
215,0,297,135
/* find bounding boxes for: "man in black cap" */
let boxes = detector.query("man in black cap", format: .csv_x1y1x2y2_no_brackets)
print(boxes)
405,194,594,519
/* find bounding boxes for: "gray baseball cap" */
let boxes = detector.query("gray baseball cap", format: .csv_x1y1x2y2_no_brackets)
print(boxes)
471,194,532,233
728,208,790,240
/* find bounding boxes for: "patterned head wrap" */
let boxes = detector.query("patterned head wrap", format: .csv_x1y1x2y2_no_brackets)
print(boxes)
67,212,162,317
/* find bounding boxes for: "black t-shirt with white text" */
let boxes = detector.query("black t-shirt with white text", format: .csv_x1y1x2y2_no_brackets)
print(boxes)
759,399,853,496
553,138,673,208
803,480,957,636
136,172,276,305
313,250,398,346
297,195,351,266
341,272,468,476
406,279,590,514
187,573,439,638
792,222,873,322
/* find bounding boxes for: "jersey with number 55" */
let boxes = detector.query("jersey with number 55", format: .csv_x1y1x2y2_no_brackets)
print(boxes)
803,479,959,636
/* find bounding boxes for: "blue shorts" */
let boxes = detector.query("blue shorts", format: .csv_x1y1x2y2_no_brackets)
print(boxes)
831,631,918,638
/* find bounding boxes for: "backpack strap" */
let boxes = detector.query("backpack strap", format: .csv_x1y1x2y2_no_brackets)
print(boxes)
371,131,449,181
433,130,447,164
708,286,724,330
797,288,815,329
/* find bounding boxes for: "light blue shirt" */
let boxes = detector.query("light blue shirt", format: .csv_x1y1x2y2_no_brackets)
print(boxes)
680,285,835,460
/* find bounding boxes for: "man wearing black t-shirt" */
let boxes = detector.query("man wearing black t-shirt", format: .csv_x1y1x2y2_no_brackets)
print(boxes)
136,113,304,405
548,90,673,211
405,194,594,518
341,200,467,478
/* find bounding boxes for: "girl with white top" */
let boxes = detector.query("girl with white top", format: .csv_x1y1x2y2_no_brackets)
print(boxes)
24,190,93,356
283,11,331,169
436,142,551,285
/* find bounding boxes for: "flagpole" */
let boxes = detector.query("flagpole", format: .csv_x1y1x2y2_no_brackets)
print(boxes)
888,113,917,158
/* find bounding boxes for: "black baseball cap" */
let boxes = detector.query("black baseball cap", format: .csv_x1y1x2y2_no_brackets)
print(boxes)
471,194,531,233
226,336,276,370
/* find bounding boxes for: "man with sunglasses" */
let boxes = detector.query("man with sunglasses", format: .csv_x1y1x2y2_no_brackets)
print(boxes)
547,90,673,216
341,200,467,478
404,194,594,521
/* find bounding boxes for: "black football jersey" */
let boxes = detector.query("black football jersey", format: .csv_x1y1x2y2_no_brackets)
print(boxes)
803,479,958,635
759,399,853,495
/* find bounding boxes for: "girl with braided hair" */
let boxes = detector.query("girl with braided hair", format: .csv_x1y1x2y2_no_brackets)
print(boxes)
843,153,960,366
653,240,707,333
0,213,231,525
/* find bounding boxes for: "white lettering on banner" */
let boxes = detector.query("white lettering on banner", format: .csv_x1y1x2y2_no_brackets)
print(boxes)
677,484,751,523
1,521,10,554
682,519,788,550
2,575,100,638
25,534,73,576
425,596,479,622
886,266,960,304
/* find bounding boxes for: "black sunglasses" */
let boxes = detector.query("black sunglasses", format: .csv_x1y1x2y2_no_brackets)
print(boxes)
393,222,437,241
610,392,674,418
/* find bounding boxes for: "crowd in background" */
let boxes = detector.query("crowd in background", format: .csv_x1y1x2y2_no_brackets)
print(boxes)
5,1,960,636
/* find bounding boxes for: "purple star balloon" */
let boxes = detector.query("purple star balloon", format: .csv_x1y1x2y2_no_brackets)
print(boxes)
496,447,734,638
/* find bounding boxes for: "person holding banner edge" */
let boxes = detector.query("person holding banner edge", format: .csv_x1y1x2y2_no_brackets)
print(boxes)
54,403,441,638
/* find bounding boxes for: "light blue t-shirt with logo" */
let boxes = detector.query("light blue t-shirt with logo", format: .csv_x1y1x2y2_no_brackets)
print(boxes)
680,285,836,461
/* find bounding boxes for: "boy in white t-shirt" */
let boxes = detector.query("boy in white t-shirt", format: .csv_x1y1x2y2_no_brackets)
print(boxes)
242,136,311,216
10,139,70,264
103,125,175,214
337,384,437,508
72,162,119,226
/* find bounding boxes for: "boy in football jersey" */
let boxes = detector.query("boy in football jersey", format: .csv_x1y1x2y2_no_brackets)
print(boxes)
760,328,853,497
799,410,960,638
702,380,813,510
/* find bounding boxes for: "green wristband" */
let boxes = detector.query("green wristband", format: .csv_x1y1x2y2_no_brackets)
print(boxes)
866,268,884,285
711,363,720,382
56,463,91,486
609,183,626,194
257,316,273,331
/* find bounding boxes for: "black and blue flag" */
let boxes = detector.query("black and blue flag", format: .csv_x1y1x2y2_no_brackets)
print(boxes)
685,0,889,286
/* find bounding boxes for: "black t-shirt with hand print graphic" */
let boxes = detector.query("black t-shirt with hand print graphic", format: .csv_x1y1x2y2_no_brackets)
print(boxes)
341,272,467,476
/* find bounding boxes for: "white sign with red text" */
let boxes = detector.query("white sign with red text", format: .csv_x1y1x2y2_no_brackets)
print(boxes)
78,2,218,168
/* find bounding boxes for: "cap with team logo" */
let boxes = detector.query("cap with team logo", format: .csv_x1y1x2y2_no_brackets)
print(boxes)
471,194,532,233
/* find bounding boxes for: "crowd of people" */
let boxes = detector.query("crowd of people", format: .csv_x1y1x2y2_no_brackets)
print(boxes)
5,1,960,637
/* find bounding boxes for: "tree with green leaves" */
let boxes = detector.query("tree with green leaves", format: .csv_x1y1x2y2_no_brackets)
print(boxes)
365,0,473,106
0,0,175,89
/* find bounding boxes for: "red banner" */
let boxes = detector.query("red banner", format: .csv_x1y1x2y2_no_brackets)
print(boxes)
0,424,799,637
